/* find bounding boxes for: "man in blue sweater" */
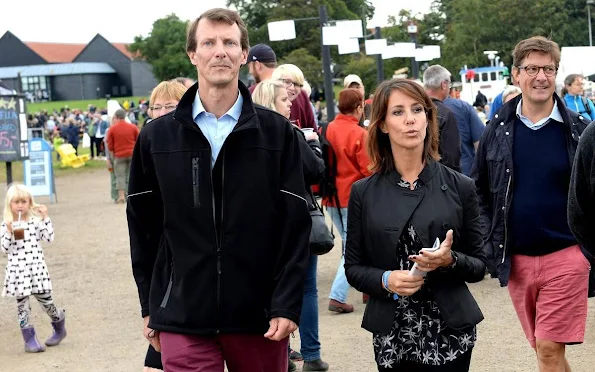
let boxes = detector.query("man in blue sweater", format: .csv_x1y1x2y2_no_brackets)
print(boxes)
472,36,591,372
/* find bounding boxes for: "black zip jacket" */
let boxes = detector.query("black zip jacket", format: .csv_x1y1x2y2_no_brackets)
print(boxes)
568,120,595,296
472,93,590,287
127,81,311,335
345,161,486,334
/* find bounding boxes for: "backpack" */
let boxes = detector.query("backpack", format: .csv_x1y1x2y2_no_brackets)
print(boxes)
315,122,345,230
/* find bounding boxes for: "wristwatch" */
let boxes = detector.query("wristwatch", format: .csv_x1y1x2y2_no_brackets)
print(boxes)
448,251,458,269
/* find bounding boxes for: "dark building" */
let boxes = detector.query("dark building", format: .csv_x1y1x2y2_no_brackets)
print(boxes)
0,31,47,67
0,31,158,101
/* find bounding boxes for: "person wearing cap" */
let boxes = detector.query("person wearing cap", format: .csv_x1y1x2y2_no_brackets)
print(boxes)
247,44,278,93
344,74,371,124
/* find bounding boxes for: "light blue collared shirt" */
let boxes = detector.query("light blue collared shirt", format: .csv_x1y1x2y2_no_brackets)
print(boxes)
192,91,243,168
516,99,563,130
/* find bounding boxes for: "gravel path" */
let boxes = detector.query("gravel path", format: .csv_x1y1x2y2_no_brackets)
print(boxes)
0,169,593,371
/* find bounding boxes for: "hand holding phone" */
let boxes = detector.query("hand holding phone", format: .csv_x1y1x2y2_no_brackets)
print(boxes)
409,237,441,277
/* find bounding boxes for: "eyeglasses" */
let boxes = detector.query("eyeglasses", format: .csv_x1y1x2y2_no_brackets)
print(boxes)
149,105,177,111
280,79,302,88
517,65,557,77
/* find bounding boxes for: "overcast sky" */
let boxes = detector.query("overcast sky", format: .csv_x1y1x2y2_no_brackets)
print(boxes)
1,0,433,43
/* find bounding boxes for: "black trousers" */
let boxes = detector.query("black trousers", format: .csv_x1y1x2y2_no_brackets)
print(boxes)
145,344,163,369
90,137,103,158
378,350,472,372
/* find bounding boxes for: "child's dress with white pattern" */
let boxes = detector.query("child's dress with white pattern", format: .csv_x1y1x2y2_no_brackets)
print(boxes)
1,218,54,297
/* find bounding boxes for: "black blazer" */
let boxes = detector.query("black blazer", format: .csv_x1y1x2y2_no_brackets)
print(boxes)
344,161,487,334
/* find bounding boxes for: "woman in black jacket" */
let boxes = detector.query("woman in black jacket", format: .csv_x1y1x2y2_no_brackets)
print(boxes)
344,79,487,372
252,80,329,372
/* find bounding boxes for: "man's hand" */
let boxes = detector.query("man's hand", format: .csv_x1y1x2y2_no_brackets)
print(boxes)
143,316,161,352
409,230,455,272
386,270,425,296
264,317,297,341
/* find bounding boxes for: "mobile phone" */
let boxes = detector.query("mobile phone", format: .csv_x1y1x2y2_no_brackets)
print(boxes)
409,238,441,277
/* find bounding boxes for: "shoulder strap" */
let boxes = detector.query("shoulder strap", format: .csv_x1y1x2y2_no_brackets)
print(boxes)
581,96,592,117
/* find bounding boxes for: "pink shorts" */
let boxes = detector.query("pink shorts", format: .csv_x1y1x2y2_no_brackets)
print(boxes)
508,245,590,348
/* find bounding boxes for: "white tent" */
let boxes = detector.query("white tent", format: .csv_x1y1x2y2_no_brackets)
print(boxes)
557,46,595,85
106,99,132,124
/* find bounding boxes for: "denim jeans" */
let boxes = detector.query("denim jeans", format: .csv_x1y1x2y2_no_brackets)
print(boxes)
327,206,350,303
299,255,321,361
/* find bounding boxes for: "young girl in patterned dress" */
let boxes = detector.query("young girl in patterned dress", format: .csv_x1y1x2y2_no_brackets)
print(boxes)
1,183,66,353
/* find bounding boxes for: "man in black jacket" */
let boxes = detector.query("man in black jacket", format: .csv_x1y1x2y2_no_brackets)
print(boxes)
126,8,311,372
568,122,595,265
472,36,591,372
423,64,462,172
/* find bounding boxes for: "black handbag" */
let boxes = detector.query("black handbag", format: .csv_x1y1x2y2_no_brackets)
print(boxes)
308,191,335,255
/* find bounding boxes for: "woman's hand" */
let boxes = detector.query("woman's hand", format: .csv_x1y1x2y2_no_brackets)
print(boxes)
304,131,319,141
5,221,12,233
409,230,454,272
386,270,425,296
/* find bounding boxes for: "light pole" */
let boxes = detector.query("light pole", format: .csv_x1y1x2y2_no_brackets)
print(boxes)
374,27,384,84
589,0,595,46
407,22,419,79
318,6,335,121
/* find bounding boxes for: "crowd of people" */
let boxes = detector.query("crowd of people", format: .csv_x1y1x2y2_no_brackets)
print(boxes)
4,6,595,372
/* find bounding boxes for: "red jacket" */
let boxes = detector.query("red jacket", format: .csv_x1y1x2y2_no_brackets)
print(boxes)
290,91,317,129
106,120,139,158
322,114,371,208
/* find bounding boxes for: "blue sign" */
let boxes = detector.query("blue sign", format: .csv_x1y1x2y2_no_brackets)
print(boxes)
23,137,56,203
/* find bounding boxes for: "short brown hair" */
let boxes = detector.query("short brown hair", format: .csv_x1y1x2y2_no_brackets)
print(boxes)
512,36,561,68
186,8,250,53
338,88,364,115
367,79,440,174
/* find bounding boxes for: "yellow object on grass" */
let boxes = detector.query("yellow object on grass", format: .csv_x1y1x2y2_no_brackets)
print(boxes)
56,144,90,168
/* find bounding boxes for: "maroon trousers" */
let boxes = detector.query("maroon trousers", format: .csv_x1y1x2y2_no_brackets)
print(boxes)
160,332,289,372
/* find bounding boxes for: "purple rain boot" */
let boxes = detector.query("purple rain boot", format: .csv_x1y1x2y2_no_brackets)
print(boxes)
45,313,67,346
21,327,46,353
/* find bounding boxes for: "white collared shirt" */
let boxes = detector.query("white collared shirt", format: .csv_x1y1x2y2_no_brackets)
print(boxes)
192,91,243,168
516,99,563,130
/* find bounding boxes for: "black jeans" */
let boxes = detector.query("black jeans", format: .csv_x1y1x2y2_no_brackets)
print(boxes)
90,137,103,158
377,350,472,372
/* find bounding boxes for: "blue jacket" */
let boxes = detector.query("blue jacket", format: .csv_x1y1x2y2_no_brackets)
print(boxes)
564,94,595,121
64,124,80,146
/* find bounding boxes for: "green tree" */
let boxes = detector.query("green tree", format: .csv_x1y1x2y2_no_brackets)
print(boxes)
426,0,573,79
344,54,377,94
279,48,323,87
227,0,374,69
129,14,195,81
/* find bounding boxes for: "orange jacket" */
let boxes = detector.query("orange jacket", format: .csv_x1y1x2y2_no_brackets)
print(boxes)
106,120,139,158
322,114,372,208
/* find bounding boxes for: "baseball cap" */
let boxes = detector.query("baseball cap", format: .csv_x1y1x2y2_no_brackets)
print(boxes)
344,74,363,88
247,44,277,63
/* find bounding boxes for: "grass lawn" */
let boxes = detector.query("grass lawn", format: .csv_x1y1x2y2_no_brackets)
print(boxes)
27,96,147,114
0,146,107,184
